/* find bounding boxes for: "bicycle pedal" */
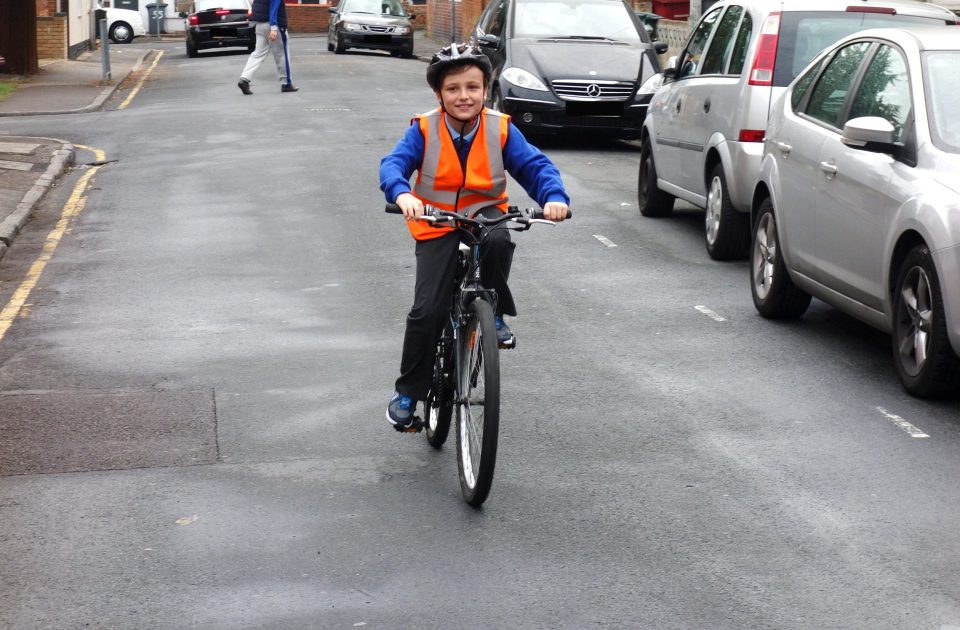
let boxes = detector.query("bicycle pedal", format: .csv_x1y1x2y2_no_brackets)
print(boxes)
393,416,424,433
498,339,517,350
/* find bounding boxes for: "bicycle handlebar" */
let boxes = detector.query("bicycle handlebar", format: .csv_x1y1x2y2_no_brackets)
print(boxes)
384,203,572,223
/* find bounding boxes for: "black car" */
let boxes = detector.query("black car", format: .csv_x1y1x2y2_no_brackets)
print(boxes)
327,0,415,58
471,0,667,138
184,0,255,58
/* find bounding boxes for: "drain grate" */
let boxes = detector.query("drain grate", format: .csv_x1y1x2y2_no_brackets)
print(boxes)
305,107,352,112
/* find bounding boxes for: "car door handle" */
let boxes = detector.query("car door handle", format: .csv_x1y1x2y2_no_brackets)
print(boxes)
703,98,710,113
675,99,682,113
774,141,792,155
819,161,838,178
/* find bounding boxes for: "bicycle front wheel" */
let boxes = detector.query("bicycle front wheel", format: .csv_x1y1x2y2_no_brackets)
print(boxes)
455,299,500,507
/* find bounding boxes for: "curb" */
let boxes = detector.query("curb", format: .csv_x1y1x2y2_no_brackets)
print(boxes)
0,140,75,260
0,49,152,117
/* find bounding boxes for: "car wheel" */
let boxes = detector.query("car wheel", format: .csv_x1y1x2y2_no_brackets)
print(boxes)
327,37,334,52
334,33,346,54
751,197,811,319
705,163,750,261
637,136,674,217
400,45,414,59
109,21,134,44
892,244,960,397
186,39,199,58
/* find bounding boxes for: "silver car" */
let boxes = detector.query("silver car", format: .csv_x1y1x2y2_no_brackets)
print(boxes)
637,0,957,261
752,26,960,398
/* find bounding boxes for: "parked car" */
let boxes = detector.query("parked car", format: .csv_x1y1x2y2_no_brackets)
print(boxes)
327,0,415,58
183,0,255,58
95,1,146,44
638,0,958,260
470,0,667,138
752,26,960,397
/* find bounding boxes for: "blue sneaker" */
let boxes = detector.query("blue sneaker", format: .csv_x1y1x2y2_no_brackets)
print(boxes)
495,315,516,349
386,391,420,432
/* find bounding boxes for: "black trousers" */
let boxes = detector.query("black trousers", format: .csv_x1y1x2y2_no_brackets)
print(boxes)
395,207,516,401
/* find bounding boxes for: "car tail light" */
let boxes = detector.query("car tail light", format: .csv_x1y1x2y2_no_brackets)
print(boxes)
748,12,780,86
215,9,230,14
188,14,198,25
846,5,896,14
247,10,252,17
738,129,766,143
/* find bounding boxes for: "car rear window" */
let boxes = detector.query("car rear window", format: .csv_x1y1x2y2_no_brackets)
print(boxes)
773,10,952,86
514,0,642,42
195,0,248,10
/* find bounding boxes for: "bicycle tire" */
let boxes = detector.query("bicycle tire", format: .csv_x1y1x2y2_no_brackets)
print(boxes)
455,299,500,507
425,327,454,448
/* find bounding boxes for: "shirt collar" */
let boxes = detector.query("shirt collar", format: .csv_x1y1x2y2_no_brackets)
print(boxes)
444,115,480,144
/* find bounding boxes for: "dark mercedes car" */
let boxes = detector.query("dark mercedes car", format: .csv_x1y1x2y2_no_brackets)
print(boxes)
328,0,415,57
184,0,255,58
471,0,666,138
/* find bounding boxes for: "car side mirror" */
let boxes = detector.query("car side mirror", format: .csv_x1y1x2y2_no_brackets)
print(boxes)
408,12,416,19
654,41,668,55
477,33,500,49
662,55,678,79
842,116,897,153
328,6,337,13
178,11,187,18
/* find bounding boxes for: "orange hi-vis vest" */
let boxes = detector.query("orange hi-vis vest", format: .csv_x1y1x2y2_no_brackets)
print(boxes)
408,107,511,240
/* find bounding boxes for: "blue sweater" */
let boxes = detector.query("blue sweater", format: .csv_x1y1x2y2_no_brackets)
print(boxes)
380,118,570,209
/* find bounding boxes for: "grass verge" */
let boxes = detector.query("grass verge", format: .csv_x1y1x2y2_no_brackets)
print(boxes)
0,82,16,103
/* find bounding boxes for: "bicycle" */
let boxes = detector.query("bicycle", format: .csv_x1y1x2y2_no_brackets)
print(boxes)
385,202,571,506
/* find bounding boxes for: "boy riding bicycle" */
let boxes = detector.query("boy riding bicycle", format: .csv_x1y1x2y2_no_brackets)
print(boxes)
380,43,570,431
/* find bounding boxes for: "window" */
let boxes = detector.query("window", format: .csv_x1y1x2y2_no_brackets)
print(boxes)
790,55,826,111
513,0,641,41
923,50,960,154
481,0,507,38
677,6,721,78
773,11,952,87
700,5,743,75
848,45,910,141
727,12,752,76
805,42,871,128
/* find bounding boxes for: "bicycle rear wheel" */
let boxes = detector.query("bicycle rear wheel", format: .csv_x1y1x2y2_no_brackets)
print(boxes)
425,326,453,448
455,299,500,507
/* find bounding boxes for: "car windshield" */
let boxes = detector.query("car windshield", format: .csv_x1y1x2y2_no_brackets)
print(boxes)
195,0,248,10
774,11,952,87
342,0,407,16
923,51,960,154
513,0,641,41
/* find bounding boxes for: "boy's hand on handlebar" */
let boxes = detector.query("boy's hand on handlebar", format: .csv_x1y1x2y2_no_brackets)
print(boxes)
396,193,425,220
543,202,569,222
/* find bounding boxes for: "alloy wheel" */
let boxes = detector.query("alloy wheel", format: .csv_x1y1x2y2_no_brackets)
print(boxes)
895,266,933,377
753,212,776,300
705,175,723,246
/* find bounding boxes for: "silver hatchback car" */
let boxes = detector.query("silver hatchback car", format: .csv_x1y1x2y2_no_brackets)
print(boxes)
638,0,957,260
752,26,960,398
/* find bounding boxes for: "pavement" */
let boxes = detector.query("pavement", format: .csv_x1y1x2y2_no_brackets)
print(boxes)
0,44,156,260
0,31,445,261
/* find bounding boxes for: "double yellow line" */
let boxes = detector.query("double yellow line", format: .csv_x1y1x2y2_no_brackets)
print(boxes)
118,49,165,110
0,145,105,343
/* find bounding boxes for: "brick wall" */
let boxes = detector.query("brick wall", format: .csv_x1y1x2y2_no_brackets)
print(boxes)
427,0,483,42
285,4,331,32
285,1,424,33
36,15,67,58
35,0,57,17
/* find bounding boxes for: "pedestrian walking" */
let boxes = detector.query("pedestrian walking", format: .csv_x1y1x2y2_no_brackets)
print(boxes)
238,0,298,94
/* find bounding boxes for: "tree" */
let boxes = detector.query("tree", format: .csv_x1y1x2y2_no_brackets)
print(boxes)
0,0,40,75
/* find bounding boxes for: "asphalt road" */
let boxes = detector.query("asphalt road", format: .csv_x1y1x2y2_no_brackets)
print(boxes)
1,36,959,630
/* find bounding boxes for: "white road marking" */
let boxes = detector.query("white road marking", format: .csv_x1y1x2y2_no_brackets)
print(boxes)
877,407,929,438
695,305,727,322
593,234,617,247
